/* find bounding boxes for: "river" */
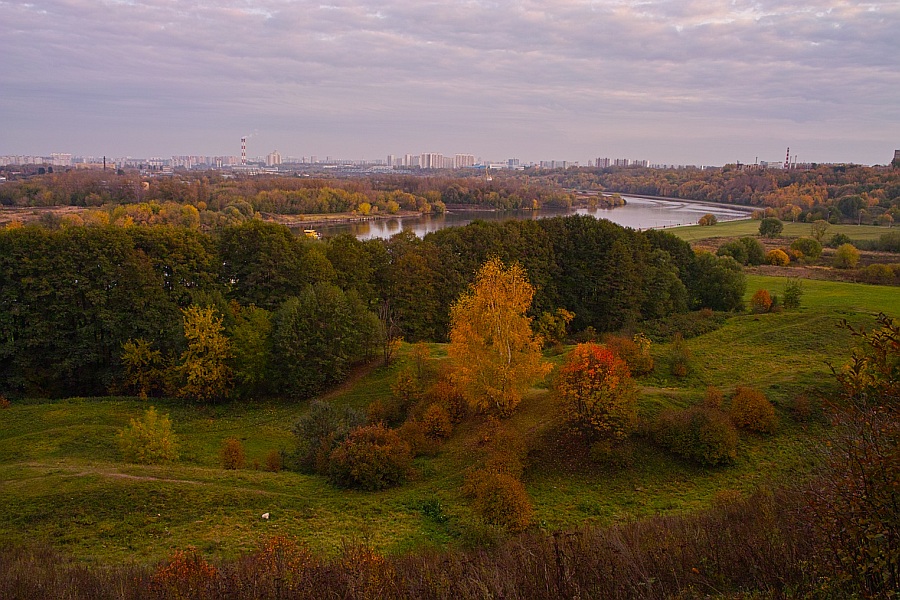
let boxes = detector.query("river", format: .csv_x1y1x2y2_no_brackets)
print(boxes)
311,196,753,240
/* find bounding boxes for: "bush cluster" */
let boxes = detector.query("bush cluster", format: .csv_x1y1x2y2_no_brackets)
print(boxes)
766,249,790,266
291,400,364,474
327,423,412,491
463,469,534,533
750,289,773,313
653,404,738,466
730,386,778,433
421,404,452,439
833,243,860,269
220,437,246,470
117,406,179,465
604,333,654,375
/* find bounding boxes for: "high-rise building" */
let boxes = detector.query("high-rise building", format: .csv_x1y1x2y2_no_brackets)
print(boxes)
614,158,629,167
266,150,282,166
454,154,475,168
596,157,611,168
420,153,444,169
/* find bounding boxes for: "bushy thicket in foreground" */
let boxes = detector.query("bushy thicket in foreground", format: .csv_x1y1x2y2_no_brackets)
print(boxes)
0,487,848,599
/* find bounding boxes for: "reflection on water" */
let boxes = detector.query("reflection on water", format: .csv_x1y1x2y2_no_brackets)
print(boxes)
312,196,753,240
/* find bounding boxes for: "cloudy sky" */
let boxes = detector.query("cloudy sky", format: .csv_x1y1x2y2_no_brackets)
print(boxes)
2,0,898,165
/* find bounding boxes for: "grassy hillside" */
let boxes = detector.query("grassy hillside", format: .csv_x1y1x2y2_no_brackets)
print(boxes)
0,279,895,565
673,219,890,243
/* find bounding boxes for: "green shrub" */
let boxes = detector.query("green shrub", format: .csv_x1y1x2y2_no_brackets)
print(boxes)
739,237,766,265
220,437,246,470
717,240,748,265
463,469,533,532
862,263,897,282
783,278,803,309
328,424,412,490
117,406,178,464
827,233,853,248
669,332,692,377
833,243,860,269
759,217,783,237
291,400,364,474
790,237,823,260
730,386,778,433
653,405,738,466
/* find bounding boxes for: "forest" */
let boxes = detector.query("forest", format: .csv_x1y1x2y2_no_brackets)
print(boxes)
0,216,741,399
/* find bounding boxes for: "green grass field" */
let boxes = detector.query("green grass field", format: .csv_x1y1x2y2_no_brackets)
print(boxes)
0,278,896,565
674,219,891,243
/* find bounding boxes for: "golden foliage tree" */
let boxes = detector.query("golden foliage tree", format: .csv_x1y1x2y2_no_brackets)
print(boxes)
117,406,179,464
555,343,639,442
448,258,550,416
178,305,233,402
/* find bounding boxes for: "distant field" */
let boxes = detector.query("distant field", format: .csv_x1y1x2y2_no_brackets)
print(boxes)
673,219,891,243
0,279,895,565
745,275,899,315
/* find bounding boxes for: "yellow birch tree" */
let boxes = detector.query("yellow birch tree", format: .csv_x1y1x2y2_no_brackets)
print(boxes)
448,258,551,416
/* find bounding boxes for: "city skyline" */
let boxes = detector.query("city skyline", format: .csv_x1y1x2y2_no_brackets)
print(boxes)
2,1,899,166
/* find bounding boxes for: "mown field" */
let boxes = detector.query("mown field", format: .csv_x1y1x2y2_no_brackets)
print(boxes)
674,219,890,243
0,277,896,566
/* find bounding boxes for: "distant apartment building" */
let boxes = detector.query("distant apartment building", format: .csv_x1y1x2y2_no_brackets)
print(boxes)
631,159,648,167
614,158,629,167
50,153,72,167
508,158,520,168
419,153,444,169
894,149,900,163
596,157,611,168
454,154,476,169
266,150,282,166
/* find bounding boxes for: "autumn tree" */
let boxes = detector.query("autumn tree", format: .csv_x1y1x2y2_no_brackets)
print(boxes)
177,305,233,402
555,343,638,442
119,338,166,398
117,406,179,464
448,258,551,416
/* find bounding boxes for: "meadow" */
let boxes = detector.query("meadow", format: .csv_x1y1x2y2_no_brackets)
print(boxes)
2,272,895,566
673,218,890,243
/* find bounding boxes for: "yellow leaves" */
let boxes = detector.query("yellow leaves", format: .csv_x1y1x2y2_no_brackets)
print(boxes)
178,305,233,402
449,258,550,416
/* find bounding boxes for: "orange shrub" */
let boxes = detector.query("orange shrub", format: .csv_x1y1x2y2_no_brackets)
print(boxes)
766,249,790,266
555,343,638,442
396,419,440,457
463,469,533,532
328,424,412,490
730,386,778,433
0,395,10,409
421,404,452,439
152,547,218,596
264,449,283,472
250,536,313,578
604,333,654,375
750,289,773,313
703,386,724,409
424,377,468,424
220,437,246,470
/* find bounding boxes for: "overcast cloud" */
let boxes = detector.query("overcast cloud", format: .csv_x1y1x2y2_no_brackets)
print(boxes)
2,0,898,165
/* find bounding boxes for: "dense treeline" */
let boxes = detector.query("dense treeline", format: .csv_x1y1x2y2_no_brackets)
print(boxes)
545,164,900,224
0,170,573,221
0,216,744,398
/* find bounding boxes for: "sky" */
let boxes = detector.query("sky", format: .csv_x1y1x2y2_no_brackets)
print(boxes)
2,0,899,166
